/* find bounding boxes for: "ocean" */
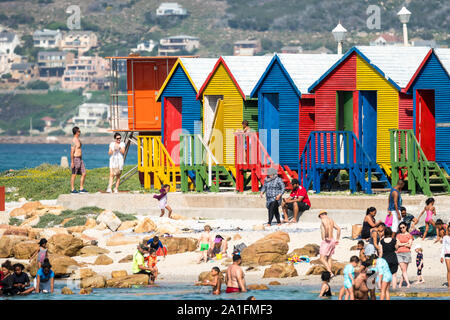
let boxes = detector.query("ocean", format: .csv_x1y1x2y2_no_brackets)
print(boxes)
0,143,138,172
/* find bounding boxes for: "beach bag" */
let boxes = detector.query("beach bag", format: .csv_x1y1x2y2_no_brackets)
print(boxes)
352,224,362,239
385,213,393,227
233,243,247,255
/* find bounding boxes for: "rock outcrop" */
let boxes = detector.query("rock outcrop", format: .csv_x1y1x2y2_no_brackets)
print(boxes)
29,254,79,277
48,234,84,257
0,235,28,258
96,210,122,232
106,274,150,288
94,254,114,265
288,244,320,258
106,234,140,246
12,240,39,259
160,237,198,255
117,221,138,231
247,284,269,290
306,261,346,276
263,263,298,278
240,232,290,266
81,275,107,288
134,218,157,233
61,287,74,295
79,246,110,257
111,270,128,278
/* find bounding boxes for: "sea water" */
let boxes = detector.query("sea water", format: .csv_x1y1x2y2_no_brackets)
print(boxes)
3,281,449,300
0,144,138,172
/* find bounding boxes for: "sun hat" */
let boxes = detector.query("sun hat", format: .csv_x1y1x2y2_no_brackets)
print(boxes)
318,210,327,217
413,244,422,250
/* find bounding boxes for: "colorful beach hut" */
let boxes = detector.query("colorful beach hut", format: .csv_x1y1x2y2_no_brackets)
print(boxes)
250,53,342,170
196,55,272,165
156,57,217,163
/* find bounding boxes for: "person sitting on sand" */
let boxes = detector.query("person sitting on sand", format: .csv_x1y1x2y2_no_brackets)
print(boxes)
225,255,247,293
154,184,172,218
132,244,153,282
10,263,34,295
318,271,332,298
281,178,311,223
361,207,382,240
145,249,159,284
195,267,222,295
318,210,341,277
198,225,213,263
34,258,54,293
400,207,418,231
435,219,448,244
147,236,167,258
208,235,228,260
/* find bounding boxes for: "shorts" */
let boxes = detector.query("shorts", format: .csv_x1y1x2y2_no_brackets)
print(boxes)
286,201,310,212
445,254,450,259
200,243,209,251
344,278,353,289
320,239,336,257
377,273,392,283
158,197,168,210
72,157,86,175
388,211,400,233
225,287,241,293
396,252,412,264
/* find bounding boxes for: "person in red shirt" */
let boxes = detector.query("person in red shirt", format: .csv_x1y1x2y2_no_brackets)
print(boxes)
281,179,311,223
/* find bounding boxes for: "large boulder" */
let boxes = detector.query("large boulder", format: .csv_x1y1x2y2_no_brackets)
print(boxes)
39,227,69,240
160,237,198,255
134,218,156,233
48,234,84,257
111,270,128,278
94,254,113,265
81,275,106,288
247,284,269,290
106,234,140,246
306,261,346,276
119,255,133,263
9,208,27,217
12,240,39,259
155,223,180,235
61,287,74,295
20,216,40,228
72,268,97,280
288,244,320,258
106,274,150,288
96,210,122,232
117,220,138,231
240,233,290,266
20,201,43,215
2,226,30,237
79,246,110,257
29,254,79,277
84,218,97,229
263,263,298,278
0,235,29,258
198,270,225,283
26,205,64,218
262,231,290,243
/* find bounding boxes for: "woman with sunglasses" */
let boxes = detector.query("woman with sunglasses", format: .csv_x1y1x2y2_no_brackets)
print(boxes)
107,133,125,193
395,222,413,288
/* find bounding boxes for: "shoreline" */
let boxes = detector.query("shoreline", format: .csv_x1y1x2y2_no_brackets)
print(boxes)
0,136,114,145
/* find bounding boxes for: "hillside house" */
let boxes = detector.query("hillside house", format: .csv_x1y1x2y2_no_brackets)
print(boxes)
158,35,200,55
233,40,262,56
33,29,62,48
156,2,187,16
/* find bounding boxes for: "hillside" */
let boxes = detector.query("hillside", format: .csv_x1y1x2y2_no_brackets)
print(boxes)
0,0,448,58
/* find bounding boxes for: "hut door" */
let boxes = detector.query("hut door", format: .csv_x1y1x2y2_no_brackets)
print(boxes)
204,95,223,144
359,91,377,162
336,92,353,163
164,97,182,164
261,93,279,161
416,90,435,161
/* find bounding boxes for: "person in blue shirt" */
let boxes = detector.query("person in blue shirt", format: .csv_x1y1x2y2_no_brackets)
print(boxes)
146,236,167,258
35,259,54,293
338,256,360,300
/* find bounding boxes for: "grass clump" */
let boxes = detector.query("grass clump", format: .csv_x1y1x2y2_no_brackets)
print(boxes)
113,211,137,222
34,206,104,228
63,216,88,227
9,217,22,226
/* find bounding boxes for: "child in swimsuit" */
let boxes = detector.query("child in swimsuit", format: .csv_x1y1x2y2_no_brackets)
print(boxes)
319,271,332,298
195,267,222,295
197,225,213,263
341,256,360,300
145,249,158,284
417,197,436,240
154,184,172,218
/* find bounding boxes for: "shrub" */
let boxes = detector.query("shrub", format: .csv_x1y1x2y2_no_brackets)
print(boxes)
114,211,137,222
9,217,22,226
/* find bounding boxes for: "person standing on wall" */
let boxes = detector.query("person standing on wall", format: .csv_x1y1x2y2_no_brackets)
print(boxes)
107,133,126,193
70,126,88,194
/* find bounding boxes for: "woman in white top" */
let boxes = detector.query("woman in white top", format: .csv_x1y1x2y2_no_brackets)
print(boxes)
441,224,450,288
107,133,125,193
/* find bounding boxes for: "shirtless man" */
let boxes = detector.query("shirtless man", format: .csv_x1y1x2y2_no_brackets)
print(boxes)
70,127,87,194
353,268,370,300
225,255,247,293
318,210,341,277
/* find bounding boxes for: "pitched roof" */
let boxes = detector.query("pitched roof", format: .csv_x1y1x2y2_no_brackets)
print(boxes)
198,55,272,99
309,45,431,92
0,31,16,43
156,57,217,101
11,63,35,70
434,48,450,76
251,53,342,97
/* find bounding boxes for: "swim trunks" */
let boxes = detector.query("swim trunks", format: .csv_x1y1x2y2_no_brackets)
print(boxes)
200,243,209,251
225,287,241,293
320,239,336,257
72,157,86,175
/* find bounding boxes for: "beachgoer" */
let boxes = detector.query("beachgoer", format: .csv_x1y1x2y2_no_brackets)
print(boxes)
365,223,385,257
370,254,392,300
361,207,381,239
318,271,332,298
132,244,152,281
281,178,311,223
396,221,413,288
198,225,213,263
247,296,256,300
196,267,222,295
318,210,341,277
29,238,48,269
225,254,247,293
107,132,125,193
341,256,360,300
414,244,424,284
145,249,158,284
153,184,172,218
355,240,367,262
146,236,167,257
400,207,418,231
417,198,436,241
260,167,285,226
387,179,405,235
0,260,13,296
34,258,54,293
70,126,88,194
242,120,251,133
208,235,228,260
435,219,448,244
353,263,375,300
379,227,399,289
10,263,34,295
440,223,450,288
